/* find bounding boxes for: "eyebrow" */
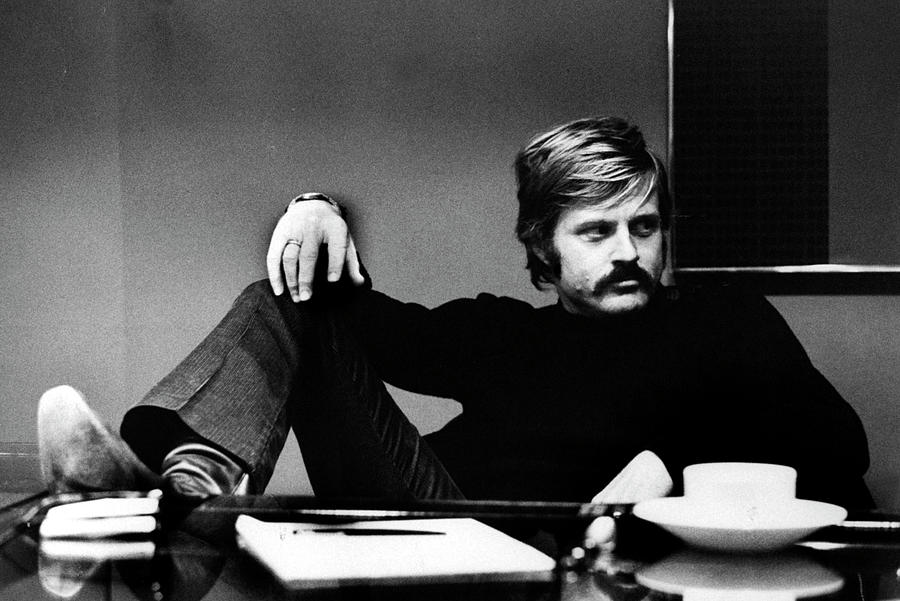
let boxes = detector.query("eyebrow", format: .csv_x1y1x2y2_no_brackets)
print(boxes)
573,219,614,232
572,210,660,229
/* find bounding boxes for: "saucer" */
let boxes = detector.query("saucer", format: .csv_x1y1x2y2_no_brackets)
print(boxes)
633,497,847,552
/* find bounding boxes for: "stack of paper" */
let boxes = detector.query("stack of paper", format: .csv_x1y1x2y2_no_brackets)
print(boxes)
235,515,556,589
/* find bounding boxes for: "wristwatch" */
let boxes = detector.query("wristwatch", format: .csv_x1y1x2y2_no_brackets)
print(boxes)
286,192,343,215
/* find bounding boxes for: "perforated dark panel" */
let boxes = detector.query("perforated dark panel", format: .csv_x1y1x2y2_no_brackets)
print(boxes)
672,0,829,267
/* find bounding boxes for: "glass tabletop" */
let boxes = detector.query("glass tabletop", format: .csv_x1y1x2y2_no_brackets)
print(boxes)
2,493,899,601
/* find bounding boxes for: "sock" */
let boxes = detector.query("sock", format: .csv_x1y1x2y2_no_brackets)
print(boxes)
160,443,249,500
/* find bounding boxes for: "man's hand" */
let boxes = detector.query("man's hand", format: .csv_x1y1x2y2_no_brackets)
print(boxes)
583,450,673,549
266,199,365,302
591,450,673,505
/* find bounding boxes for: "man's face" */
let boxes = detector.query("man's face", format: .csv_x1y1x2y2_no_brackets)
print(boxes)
546,191,665,317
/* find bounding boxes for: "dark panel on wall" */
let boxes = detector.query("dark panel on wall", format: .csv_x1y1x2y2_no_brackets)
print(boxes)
672,0,829,267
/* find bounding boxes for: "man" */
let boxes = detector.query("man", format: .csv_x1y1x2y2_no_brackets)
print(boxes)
40,117,872,513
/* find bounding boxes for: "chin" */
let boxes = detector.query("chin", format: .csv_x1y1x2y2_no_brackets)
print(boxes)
593,291,651,315
558,285,654,318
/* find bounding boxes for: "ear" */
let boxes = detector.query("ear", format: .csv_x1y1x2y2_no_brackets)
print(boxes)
529,241,560,286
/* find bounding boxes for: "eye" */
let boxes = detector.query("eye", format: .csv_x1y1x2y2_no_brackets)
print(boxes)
579,223,614,241
630,216,660,237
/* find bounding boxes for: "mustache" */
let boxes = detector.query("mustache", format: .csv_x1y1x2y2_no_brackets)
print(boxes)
593,263,653,293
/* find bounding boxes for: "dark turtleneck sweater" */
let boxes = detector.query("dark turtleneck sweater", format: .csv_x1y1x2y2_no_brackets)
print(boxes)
341,283,872,509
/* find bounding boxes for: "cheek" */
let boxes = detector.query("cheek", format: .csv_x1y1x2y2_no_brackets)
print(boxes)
559,248,603,291
639,237,665,272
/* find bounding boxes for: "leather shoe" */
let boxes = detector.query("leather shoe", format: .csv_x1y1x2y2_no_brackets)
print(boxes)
38,386,163,493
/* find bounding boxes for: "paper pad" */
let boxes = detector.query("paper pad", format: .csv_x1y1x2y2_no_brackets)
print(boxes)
235,515,556,589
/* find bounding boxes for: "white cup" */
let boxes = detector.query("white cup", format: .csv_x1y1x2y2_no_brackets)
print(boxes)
683,463,797,518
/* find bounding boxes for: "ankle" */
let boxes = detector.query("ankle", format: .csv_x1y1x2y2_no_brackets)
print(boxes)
161,443,249,499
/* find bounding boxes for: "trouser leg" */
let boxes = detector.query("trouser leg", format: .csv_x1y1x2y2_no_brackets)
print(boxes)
121,280,463,500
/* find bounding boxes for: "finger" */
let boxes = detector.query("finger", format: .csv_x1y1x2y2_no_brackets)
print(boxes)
281,239,302,301
346,236,365,285
295,224,323,301
323,221,349,282
266,224,288,296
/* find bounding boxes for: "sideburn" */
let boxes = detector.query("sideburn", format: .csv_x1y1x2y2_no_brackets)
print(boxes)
531,240,562,285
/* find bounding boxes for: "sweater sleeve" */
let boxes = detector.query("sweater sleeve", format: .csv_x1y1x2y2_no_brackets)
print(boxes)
703,289,873,508
339,288,520,400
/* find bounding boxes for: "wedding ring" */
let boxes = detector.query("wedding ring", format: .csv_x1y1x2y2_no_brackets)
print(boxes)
285,239,301,248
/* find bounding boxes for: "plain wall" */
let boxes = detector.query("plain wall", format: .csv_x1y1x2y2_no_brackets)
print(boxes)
2,1,898,508
828,0,900,264
820,0,900,506
2,1,129,427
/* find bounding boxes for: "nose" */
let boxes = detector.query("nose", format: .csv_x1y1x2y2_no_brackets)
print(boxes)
610,228,639,262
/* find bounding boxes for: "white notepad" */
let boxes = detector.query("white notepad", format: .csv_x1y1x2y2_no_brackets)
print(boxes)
235,515,556,589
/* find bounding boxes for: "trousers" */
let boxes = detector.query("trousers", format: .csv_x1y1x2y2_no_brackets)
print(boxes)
120,280,464,501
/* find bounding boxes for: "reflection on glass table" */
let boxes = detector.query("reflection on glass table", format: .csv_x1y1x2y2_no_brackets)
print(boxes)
2,494,900,600
636,549,844,600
